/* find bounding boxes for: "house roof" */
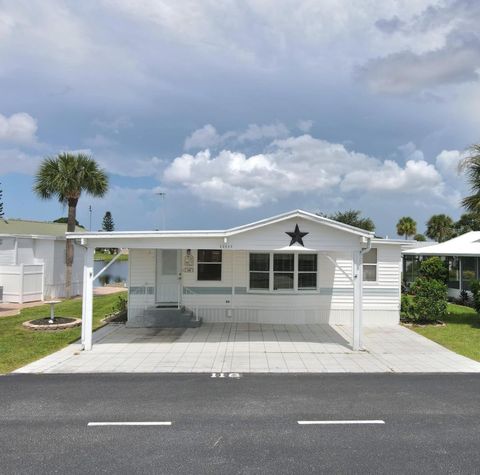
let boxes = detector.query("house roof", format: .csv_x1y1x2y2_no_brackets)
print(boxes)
0,219,85,239
403,231,480,257
66,209,376,240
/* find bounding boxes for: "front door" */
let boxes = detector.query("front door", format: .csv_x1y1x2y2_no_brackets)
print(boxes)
156,250,180,304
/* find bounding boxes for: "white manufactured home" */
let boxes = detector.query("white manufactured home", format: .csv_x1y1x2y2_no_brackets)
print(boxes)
69,210,412,352
0,220,85,303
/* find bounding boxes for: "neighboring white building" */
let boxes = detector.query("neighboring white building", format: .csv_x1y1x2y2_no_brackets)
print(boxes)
403,231,480,298
68,210,413,351
0,219,85,303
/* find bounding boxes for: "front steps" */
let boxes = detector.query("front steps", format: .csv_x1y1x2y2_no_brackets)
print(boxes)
139,306,202,328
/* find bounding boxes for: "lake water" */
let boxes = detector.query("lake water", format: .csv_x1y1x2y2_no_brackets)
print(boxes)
94,260,128,287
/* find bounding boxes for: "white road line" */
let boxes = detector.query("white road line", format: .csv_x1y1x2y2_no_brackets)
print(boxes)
88,422,172,427
298,420,385,425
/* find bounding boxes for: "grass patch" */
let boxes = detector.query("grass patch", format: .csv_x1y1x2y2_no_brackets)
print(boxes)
411,302,480,362
0,294,120,374
94,251,128,262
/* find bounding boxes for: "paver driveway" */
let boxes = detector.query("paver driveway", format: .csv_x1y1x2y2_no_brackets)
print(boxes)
15,323,480,374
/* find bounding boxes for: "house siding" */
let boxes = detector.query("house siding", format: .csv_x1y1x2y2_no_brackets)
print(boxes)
127,243,401,326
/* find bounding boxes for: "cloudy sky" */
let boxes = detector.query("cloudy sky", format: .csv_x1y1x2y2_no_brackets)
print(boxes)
1,0,479,236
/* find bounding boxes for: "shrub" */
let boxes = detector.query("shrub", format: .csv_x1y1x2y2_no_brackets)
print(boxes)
400,294,416,322
410,277,448,323
418,257,448,283
469,280,480,314
458,289,472,307
113,294,127,314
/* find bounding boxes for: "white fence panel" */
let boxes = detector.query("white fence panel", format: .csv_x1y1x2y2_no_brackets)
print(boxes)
0,264,44,303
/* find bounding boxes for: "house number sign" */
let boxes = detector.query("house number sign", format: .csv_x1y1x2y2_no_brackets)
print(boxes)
183,249,194,273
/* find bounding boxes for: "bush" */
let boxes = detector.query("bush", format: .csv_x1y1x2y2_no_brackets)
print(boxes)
469,280,480,314
113,294,127,314
458,289,472,307
409,277,448,323
418,257,448,283
400,294,416,321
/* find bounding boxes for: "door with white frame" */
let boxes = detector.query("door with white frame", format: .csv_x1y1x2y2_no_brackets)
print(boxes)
156,250,181,306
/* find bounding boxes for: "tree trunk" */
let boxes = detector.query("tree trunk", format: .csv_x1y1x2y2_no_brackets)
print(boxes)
65,198,78,298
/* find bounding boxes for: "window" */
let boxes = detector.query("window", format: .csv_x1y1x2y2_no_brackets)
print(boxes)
249,253,270,290
461,256,476,291
363,248,377,282
298,254,317,290
197,250,222,281
274,254,294,290
248,252,318,292
447,256,460,289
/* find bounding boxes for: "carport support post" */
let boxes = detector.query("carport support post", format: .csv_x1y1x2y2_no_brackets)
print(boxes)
352,250,364,351
81,247,95,351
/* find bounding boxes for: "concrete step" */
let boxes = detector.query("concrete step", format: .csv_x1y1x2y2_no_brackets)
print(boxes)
142,307,202,328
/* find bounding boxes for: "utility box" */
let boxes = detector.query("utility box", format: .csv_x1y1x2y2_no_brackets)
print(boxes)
0,286,3,303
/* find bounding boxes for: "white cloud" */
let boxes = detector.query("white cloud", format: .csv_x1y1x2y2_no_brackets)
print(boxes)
184,122,290,151
435,149,466,176
0,112,38,144
184,124,221,150
341,159,442,192
237,122,290,142
164,134,449,209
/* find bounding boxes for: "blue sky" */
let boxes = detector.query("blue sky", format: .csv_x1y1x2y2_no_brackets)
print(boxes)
1,0,479,236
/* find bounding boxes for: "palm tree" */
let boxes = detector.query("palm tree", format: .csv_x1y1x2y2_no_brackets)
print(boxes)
396,216,417,239
34,153,108,297
425,214,455,243
459,144,480,212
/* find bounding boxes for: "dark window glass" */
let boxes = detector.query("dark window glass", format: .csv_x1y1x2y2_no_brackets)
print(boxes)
274,254,294,271
250,253,270,271
197,249,222,281
250,272,270,289
197,263,221,281
298,272,317,289
198,250,222,263
299,254,317,272
273,273,294,290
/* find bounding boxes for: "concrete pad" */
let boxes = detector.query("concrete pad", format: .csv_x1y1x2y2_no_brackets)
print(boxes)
13,322,480,374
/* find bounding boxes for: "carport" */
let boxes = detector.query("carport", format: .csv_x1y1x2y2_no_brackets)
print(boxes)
67,210,407,353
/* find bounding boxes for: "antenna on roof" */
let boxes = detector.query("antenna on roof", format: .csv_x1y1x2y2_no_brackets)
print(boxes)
155,192,166,230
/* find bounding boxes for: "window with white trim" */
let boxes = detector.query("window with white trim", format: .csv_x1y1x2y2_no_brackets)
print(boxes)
249,253,270,290
298,254,317,290
363,248,377,282
197,250,222,281
273,254,294,290
248,252,318,291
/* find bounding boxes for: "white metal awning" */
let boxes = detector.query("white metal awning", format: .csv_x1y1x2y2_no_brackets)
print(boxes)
403,231,480,257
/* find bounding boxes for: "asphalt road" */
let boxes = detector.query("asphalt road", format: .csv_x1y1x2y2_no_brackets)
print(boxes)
1,373,480,474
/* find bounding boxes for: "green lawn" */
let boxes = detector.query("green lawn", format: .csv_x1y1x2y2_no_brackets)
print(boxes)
94,251,128,262
0,294,120,374
411,303,480,362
